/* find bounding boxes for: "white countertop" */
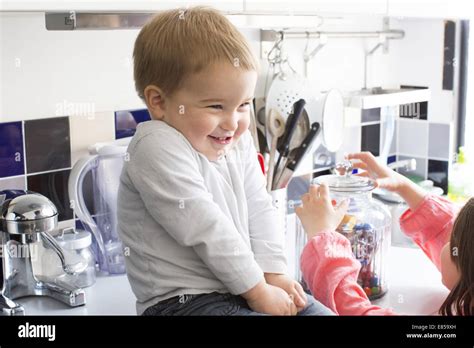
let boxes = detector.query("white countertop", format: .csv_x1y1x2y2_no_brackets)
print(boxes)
372,245,449,315
17,244,449,315
17,273,136,315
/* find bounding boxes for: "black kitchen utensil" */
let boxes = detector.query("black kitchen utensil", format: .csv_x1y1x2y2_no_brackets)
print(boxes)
276,99,306,156
274,122,321,189
272,99,306,187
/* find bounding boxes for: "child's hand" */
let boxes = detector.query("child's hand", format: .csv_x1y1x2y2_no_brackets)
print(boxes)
264,273,307,311
347,151,427,210
245,282,298,315
295,184,349,239
346,152,409,193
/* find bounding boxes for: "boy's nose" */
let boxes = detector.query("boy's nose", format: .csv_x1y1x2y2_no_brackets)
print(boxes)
221,113,239,132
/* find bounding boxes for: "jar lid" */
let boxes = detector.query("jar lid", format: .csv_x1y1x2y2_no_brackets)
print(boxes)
55,229,92,250
313,174,376,193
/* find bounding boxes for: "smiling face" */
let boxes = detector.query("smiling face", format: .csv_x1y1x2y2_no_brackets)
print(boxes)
145,62,257,161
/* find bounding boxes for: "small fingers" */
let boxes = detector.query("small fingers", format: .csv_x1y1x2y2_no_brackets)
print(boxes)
290,289,305,308
309,184,319,197
347,151,374,161
349,159,368,171
319,183,330,200
294,283,307,307
289,296,298,316
284,294,295,316
347,152,378,168
300,193,310,204
354,171,371,178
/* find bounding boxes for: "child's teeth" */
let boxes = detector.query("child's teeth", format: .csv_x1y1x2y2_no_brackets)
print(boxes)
210,135,231,142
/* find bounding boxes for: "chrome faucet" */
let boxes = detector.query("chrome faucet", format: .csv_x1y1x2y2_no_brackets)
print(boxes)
0,192,86,316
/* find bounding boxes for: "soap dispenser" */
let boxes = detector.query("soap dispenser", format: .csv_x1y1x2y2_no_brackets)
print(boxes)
448,147,472,203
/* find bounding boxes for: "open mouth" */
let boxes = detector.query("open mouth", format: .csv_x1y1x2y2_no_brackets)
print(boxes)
208,135,233,145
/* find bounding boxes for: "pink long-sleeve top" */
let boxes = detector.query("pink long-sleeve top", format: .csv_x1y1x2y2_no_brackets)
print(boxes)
300,194,458,315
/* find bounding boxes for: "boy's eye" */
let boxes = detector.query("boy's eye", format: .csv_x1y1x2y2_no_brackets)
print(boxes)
208,105,223,110
207,102,250,110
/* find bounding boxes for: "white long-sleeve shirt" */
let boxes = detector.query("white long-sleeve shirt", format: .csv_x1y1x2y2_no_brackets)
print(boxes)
117,120,287,314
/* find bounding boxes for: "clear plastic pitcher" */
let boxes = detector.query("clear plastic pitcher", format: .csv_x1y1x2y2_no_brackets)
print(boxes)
69,138,131,274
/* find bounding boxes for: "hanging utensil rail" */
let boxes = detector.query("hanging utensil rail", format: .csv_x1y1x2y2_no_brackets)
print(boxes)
261,29,404,42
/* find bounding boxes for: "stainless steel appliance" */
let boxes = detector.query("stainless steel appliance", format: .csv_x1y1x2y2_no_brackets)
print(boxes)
0,191,86,315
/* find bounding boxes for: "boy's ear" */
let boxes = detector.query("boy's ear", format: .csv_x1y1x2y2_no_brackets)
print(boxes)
143,85,166,120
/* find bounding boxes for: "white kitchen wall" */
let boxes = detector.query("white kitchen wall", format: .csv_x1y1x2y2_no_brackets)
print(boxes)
0,12,141,120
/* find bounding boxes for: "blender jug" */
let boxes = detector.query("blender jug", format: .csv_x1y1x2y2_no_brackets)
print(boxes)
69,138,131,274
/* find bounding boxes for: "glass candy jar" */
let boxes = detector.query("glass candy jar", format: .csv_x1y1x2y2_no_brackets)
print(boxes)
313,161,392,300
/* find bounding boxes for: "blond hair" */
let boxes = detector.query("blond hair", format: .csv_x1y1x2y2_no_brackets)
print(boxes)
133,6,259,100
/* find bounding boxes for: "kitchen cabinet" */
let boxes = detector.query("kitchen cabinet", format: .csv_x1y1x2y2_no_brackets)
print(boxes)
0,0,243,12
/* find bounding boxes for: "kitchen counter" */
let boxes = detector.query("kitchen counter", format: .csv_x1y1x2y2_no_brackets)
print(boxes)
17,244,449,315
17,273,136,315
372,245,449,314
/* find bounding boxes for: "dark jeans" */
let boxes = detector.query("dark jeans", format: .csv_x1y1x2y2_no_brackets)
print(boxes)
142,292,334,316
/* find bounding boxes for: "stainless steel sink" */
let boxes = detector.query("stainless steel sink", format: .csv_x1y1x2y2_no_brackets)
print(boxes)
345,87,431,109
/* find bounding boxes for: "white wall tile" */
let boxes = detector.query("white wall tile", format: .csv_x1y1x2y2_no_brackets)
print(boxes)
429,90,455,123
398,119,429,158
0,176,26,191
70,112,115,165
428,123,451,159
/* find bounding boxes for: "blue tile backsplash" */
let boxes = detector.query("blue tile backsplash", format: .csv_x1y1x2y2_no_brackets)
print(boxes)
387,155,396,165
115,109,151,139
0,121,24,178
24,116,71,173
27,169,74,221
